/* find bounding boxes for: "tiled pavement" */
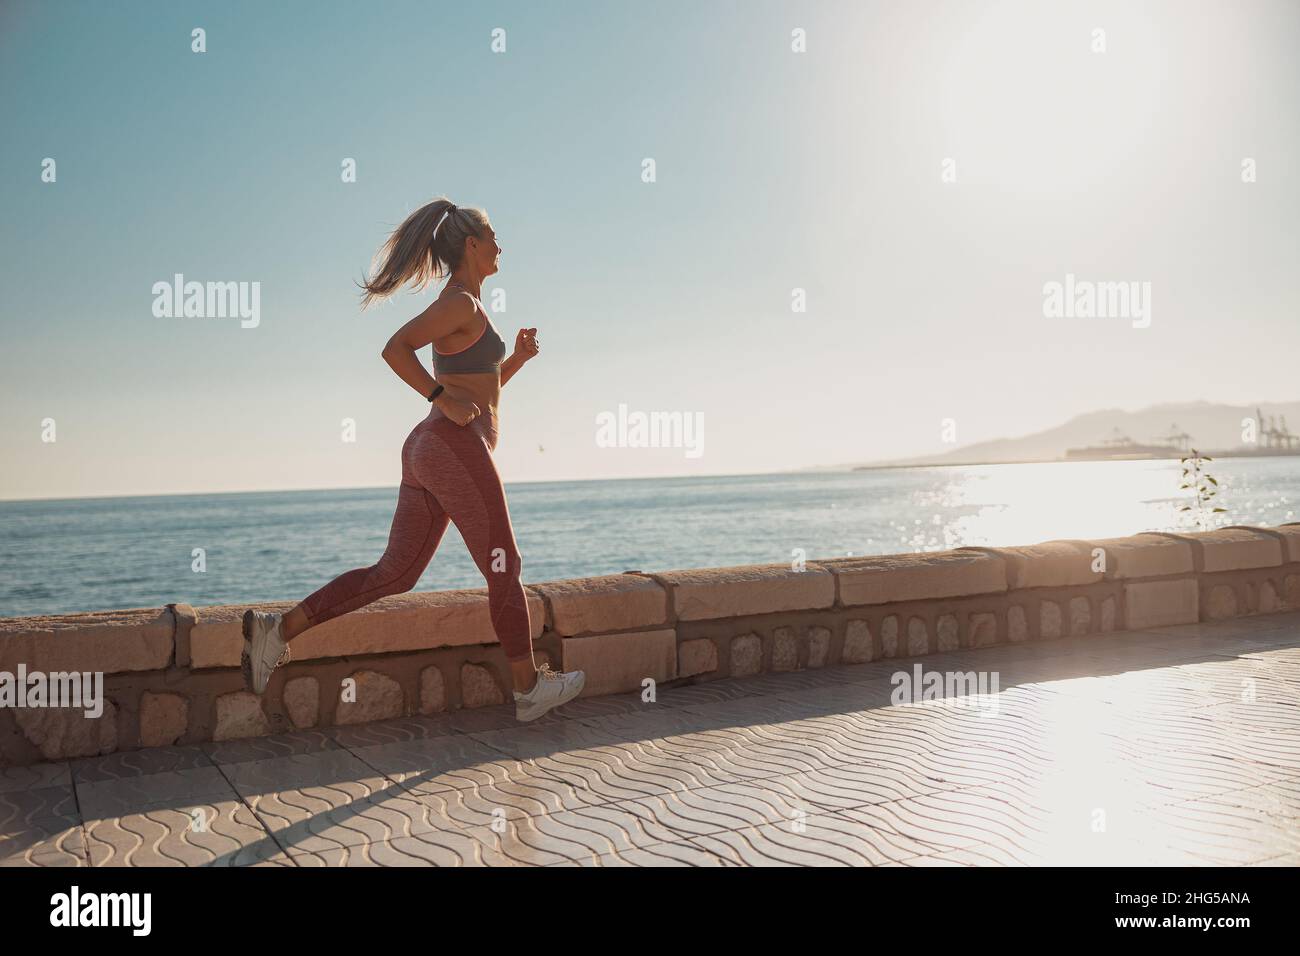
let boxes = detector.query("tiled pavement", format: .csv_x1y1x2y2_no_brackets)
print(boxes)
3,613,1299,867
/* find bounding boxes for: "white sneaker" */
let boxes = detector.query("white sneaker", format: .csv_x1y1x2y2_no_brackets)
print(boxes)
241,609,290,696
514,663,585,722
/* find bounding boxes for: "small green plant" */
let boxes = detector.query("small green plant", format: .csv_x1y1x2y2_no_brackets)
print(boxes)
1179,448,1226,531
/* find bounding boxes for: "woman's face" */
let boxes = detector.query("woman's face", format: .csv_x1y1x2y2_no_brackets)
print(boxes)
469,224,501,277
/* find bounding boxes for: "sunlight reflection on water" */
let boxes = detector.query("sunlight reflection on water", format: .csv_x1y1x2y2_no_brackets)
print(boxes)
879,459,1294,554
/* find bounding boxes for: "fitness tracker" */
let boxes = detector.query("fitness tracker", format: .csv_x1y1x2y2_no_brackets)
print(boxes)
427,384,444,402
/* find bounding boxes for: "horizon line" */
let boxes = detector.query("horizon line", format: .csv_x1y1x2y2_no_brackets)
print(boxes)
0,465,817,506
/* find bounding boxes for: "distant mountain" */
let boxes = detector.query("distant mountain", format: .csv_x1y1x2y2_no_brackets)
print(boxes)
835,400,1300,469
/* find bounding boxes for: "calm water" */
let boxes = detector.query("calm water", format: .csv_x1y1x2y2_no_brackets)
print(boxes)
2,458,1297,619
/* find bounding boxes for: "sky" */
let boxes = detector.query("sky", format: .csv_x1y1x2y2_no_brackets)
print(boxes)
1,0,1297,500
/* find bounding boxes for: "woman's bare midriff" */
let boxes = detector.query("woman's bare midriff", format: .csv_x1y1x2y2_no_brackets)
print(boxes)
436,372,501,417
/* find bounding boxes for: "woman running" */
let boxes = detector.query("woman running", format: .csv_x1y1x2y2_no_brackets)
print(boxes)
240,197,585,722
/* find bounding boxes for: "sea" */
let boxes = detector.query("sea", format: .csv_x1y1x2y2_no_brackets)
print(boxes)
1,457,1297,619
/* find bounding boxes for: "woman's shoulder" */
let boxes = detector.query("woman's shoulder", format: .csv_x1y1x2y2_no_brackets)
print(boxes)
436,286,480,313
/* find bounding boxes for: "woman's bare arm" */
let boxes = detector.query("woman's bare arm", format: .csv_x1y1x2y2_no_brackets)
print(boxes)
499,352,526,387
500,326,539,388
381,295,480,421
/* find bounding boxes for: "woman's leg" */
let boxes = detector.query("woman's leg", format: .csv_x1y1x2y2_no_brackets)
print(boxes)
283,480,451,640
405,419,537,682
261,414,579,714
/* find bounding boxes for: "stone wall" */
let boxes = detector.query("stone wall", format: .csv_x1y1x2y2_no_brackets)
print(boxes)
3,524,1300,766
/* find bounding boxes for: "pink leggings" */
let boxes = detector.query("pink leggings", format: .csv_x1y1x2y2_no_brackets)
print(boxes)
300,406,532,662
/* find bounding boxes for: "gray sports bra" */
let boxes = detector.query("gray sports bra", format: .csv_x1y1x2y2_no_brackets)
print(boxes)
433,282,506,375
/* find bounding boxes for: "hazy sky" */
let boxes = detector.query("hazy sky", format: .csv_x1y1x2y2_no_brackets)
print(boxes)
2,0,1297,500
